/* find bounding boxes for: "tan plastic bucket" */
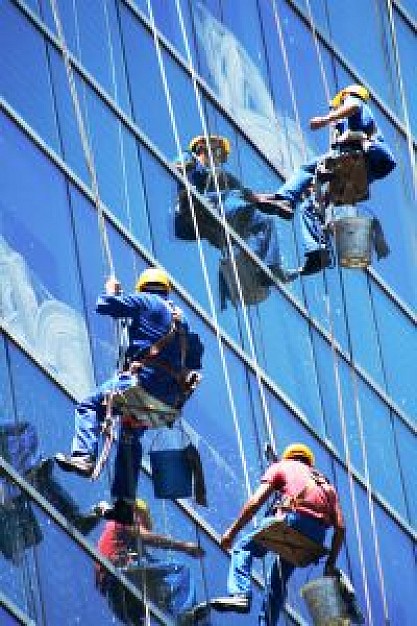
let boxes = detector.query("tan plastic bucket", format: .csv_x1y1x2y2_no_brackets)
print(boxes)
300,576,350,625
333,216,373,268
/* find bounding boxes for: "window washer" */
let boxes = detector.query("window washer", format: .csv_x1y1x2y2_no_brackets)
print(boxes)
174,134,296,286
55,268,204,524
206,443,345,625
251,85,396,276
95,498,206,625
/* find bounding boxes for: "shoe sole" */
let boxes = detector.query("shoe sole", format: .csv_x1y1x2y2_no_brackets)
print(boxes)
210,600,250,614
55,455,93,478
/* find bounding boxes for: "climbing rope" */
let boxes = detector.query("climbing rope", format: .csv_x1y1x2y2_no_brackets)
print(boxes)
304,4,393,623
145,0,254,503
49,0,115,278
171,0,279,483
385,0,417,202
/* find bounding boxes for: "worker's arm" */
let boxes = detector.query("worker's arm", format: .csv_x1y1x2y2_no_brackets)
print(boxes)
134,527,204,558
220,482,275,551
310,100,360,131
324,500,346,576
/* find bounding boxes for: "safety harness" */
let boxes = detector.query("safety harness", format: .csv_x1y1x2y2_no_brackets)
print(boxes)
125,302,201,409
272,468,332,520
92,305,201,480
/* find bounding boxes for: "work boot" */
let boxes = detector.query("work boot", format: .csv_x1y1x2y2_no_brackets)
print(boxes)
300,249,331,276
55,453,95,478
73,510,101,535
249,193,294,220
93,499,134,525
269,265,300,284
210,594,251,614
179,602,211,624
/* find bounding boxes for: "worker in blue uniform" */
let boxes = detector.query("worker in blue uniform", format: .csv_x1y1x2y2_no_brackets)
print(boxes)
174,135,295,286
252,85,396,275
55,268,204,523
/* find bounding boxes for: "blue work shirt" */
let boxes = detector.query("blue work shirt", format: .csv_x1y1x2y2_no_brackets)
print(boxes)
96,291,203,407
335,95,377,137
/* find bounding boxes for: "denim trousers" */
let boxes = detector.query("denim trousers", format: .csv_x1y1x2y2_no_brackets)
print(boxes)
72,373,145,502
276,140,395,207
227,512,326,626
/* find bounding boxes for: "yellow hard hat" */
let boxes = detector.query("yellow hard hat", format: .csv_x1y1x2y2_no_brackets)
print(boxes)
189,134,230,159
135,498,152,529
330,84,370,108
135,267,171,293
282,443,315,467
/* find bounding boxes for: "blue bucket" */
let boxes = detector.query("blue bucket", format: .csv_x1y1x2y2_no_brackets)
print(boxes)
149,448,193,499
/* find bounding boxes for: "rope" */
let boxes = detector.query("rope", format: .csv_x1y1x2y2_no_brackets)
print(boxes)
271,0,308,164
145,0,253,501
49,0,115,278
171,0,279,485
102,0,138,278
303,4,390,622
385,0,417,202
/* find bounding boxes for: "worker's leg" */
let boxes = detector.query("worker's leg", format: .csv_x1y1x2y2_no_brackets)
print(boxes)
366,139,396,183
111,425,144,505
261,557,294,626
275,157,320,206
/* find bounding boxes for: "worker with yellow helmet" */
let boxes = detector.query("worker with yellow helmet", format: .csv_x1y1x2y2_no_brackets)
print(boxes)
206,442,345,624
56,268,203,524
251,83,396,277
96,497,206,622
173,133,297,290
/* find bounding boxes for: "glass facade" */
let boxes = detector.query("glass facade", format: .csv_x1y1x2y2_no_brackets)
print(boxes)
0,1,415,625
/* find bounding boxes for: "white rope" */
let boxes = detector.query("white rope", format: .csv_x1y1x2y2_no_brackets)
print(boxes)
303,4,390,622
271,0,308,164
145,0,253,500
304,0,332,105
49,0,115,278
324,299,374,625
102,0,138,278
172,0,279,480
385,0,417,202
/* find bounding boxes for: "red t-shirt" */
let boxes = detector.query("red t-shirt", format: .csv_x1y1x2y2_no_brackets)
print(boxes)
261,459,339,527
96,521,134,588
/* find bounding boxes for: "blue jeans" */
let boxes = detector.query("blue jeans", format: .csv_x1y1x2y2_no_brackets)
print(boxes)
299,196,330,255
72,373,146,503
209,189,282,269
276,140,396,206
227,512,326,626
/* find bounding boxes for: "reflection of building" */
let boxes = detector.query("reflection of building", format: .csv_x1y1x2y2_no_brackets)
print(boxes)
0,1,415,625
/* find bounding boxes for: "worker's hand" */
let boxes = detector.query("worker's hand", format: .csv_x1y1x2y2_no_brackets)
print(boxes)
105,276,121,295
172,305,183,323
185,543,205,558
220,529,234,551
309,115,328,130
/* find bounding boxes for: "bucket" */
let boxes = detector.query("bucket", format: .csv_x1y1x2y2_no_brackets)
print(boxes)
301,576,350,625
149,428,193,499
333,216,373,268
150,448,193,499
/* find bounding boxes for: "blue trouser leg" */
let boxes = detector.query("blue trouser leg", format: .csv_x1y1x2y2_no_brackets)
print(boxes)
366,139,396,183
276,157,320,205
260,513,327,626
261,557,294,626
245,212,282,268
299,197,328,255
111,426,144,503
72,373,144,503
227,518,272,598
71,373,137,457
224,192,282,268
